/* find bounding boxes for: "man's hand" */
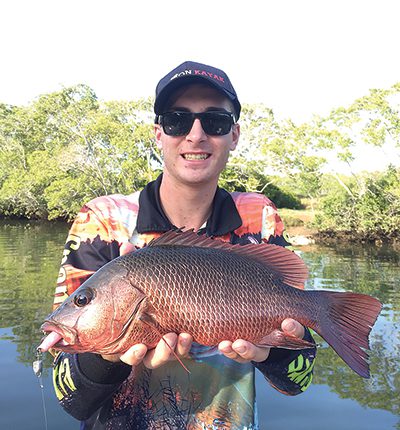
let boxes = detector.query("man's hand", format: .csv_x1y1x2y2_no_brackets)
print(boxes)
218,318,305,363
102,333,193,368
102,318,304,367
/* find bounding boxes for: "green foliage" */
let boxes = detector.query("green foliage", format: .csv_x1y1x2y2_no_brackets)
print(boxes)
219,156,302,209
0,86,158,220
1,82,400,242
315,166,400,240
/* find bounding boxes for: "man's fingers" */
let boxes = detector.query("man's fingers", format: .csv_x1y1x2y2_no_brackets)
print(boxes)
218,340,241,361
120,242,136,255
231,340,270,362
281,318,305,338
116,324,302,369
119,344,148,366
218,340,265,363
143,333,178,369
118,333,192,369
218,340,234,356
176,333,193,357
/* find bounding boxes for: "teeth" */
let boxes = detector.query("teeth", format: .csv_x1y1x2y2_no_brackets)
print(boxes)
183,153,208,160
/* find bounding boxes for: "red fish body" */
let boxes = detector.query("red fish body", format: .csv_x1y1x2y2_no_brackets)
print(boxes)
40,230,382,378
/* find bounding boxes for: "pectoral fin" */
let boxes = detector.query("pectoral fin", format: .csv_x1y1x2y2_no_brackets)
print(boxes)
257,330,315,350
138,313,191,374
138,312,160,330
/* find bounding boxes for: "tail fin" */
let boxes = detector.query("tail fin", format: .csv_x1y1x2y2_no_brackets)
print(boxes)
311,291,382,378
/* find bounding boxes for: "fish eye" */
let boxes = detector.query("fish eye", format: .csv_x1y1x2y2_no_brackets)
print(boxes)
73,288,95,307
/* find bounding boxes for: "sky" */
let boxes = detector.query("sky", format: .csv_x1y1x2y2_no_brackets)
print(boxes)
1,0,399,171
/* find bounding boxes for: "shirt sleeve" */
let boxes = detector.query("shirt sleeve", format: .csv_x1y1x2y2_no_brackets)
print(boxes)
53,352,131,421
53,204,121,309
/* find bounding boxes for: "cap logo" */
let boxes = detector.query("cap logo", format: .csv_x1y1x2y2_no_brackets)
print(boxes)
170,70,192,80
170,69,225,84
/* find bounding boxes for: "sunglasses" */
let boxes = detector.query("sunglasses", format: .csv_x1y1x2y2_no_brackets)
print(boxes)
157,111,236,136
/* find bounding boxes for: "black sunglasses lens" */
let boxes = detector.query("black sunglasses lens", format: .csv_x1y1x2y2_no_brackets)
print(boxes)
201,112,232,135
162,112,193,136
161,112,233,136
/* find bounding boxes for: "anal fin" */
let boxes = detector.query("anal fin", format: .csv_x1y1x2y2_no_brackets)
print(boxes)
257,330,315,350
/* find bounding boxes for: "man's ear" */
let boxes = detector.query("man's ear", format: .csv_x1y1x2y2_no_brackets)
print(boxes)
230,123,240,151
154,125,163,150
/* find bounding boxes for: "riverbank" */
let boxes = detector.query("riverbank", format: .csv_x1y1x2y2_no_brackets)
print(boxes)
279,208,317,246
280,208,400,248
1,210,399,247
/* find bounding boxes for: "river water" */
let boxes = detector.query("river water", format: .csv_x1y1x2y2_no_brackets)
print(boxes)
0,220,398,430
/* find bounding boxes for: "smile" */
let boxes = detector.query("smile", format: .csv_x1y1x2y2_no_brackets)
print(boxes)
182,153,210,160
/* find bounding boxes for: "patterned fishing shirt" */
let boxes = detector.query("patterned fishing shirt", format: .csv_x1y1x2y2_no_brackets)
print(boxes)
52,174,316,430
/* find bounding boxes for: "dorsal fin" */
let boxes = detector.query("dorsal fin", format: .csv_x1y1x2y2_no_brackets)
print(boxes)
148,229,308,288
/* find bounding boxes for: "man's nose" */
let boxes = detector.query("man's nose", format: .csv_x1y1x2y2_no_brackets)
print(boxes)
186,118,207,141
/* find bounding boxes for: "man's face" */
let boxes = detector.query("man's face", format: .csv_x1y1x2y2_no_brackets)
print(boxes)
155,83,240,188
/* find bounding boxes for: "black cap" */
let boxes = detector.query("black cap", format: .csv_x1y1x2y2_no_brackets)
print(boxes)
154,61,241,120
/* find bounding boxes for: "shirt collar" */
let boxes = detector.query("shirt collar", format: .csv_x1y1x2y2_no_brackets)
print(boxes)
136,173,242,236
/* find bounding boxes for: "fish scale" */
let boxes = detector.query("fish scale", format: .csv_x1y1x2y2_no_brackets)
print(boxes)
39,229,382,378
122,246,288,342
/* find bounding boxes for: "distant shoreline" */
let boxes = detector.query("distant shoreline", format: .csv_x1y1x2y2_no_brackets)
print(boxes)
0,215,399,246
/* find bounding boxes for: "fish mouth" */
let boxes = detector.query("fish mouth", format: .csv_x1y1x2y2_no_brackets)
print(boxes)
39,321,77,352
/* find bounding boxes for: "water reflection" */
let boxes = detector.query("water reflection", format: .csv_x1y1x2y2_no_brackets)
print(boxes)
299,243,400,421
0,220,68,367
0,220,399,428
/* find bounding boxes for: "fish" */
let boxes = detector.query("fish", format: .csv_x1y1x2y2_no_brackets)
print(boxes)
39,229,382,378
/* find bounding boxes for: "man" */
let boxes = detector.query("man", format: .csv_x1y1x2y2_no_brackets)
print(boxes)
51,61,316,429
